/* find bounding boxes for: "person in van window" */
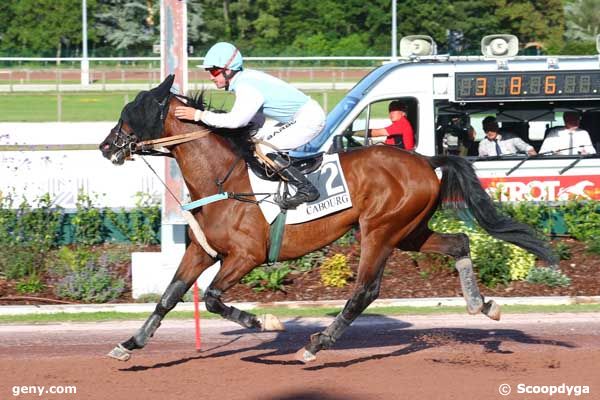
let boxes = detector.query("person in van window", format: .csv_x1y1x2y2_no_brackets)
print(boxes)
369,100,415,150
440,116,477,156
478,116,536,157
539,112,596,155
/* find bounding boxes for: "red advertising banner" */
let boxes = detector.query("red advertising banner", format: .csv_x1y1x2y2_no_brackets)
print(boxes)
479,175,600,201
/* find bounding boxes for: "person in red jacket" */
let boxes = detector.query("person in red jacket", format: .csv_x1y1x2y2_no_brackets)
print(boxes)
370,100,415,150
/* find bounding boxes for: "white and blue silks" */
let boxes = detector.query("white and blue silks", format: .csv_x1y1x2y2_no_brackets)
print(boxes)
199,69,325,154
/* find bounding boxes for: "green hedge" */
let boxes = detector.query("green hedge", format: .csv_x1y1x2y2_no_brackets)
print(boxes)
1,191,597,291
0,192,160,247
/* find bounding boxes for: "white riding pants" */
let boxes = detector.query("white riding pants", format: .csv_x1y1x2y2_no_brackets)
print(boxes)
255,99,325,154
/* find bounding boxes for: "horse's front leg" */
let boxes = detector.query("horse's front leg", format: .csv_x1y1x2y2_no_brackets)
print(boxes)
204,254,284,332
107,241,215,361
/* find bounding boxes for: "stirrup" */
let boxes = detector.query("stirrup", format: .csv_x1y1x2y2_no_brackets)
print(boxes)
278,190,319,210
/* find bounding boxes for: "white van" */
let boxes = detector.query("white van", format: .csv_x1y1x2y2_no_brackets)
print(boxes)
293,35,600,202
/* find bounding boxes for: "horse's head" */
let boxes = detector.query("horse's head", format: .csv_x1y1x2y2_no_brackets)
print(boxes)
99,75,175,164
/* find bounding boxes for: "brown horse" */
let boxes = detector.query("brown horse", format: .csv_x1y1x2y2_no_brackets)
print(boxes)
99,76,556,363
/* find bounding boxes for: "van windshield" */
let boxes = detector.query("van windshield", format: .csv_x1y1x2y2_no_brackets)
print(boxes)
321,62,399,139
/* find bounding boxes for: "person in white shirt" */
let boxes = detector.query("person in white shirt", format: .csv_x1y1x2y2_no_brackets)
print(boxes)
478,116,536,157
174,42,326,209
539,112,596,155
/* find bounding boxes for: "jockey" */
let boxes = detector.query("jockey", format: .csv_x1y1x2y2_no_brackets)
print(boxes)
175,42,326,209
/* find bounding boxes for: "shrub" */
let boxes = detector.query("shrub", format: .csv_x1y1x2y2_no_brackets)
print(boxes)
0,191,17,245
501,202,553,235
506,245,537,281
71,192,104,245
53,246,96,274
471,238,513,287
1,244,38,279
287,250,326,273
560,201,600,242
430,210,536,287
334,229,357,247
54,257,125,302
135,293,162,303
320,253,353,288
129,192,160,245
526,267,571,287
552,241,572,260
586,239,600,255
0,194,62,279
16,275,45,294
105,193,160,245
241,265,291,292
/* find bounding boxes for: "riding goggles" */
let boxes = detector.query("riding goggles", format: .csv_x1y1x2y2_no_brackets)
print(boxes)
207,68,223,77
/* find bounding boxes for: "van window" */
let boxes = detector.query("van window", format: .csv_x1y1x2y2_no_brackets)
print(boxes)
340,97,418,150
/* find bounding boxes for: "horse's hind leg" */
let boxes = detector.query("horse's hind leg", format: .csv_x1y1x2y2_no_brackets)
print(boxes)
401,229,500,320
296,234,392,363
107,241,216,361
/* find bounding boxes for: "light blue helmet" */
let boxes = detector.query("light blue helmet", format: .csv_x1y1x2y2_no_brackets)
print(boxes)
198,42,243,71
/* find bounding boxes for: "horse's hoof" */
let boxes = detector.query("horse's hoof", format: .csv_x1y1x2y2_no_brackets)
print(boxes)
107,344,132,361
294,348,317,363
466,298,484,315
482,300,501,321
260,314,285,331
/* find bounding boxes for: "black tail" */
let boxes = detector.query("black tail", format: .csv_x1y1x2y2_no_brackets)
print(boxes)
429,155,557,265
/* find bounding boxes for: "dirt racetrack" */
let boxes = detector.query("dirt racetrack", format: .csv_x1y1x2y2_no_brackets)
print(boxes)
1,313,599,400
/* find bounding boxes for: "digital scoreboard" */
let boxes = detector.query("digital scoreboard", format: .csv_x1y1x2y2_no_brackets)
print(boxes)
455,71,600,101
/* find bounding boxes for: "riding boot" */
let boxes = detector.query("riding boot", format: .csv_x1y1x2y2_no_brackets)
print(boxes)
269,154,320,209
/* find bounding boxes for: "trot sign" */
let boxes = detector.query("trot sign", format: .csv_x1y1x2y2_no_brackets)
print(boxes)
481,175,600,202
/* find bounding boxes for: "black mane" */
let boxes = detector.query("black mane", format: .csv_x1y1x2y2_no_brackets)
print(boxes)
121,76,264,171
180,91,262,169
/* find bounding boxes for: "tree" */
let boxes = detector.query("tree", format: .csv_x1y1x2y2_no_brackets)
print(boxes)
564,0,600,41
93,0,206,56
95,0,159,54
0,3,15,50
0,0,96,57
442,0,564,55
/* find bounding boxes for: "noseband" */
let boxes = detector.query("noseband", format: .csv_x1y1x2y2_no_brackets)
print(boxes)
111,96,173,159
112,120,138,152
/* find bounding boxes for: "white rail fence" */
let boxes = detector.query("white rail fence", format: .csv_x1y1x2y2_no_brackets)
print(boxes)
0,56,386,92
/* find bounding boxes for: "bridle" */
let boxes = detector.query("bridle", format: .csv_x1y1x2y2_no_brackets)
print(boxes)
112,120,139,152
110,94,211,161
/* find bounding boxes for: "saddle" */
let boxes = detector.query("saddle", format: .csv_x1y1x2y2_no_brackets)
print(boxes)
250,152,324,181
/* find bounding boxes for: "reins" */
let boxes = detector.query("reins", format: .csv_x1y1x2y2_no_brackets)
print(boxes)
134,128,212,152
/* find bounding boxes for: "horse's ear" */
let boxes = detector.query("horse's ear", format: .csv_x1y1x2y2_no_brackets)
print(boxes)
151,74,175,100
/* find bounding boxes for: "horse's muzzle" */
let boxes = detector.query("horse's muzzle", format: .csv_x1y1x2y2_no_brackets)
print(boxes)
110,149,128,165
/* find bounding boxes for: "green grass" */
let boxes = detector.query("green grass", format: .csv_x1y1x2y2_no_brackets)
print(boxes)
0,90,347,122
1,303,599,324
